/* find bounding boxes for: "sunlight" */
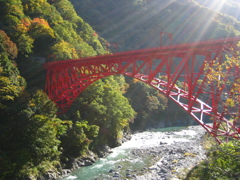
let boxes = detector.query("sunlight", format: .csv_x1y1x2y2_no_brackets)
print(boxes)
193,0,229,42
172,0,230,43
206,0,227,12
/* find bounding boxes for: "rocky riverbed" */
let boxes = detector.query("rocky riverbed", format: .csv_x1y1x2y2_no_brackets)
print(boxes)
105,126,207,180
60,125,208,180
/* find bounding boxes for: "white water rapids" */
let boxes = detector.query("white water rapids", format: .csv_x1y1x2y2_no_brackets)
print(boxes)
60,125,207,180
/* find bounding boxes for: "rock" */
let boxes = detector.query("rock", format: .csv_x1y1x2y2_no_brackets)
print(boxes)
77,160,85,167
72,163,80,169
122,133,132,143
84,160,93,166
109,169,115,173
42,171,58,180
169,149,175,154
148,167,157,171
132,174,137,178
82,156,96,163
161,160,168,165
126,173,132,178
150,150,157,154
97,145,112,157
177,148,185,153
39,170,59,180
159,141,167,145
117,165,122,168
37,176,45,180
61,169,71,176
160,167,168,173
114,172,120,176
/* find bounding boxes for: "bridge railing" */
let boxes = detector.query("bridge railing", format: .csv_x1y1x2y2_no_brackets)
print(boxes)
43,36,240,69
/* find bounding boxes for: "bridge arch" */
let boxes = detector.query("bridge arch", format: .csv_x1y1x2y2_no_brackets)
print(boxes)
44,37,240,143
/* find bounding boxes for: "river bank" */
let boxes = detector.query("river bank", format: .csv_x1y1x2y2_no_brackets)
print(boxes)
59,125,207,180
133,126,207,180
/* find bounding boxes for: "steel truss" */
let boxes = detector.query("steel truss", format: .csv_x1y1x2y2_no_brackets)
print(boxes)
44,37,240,143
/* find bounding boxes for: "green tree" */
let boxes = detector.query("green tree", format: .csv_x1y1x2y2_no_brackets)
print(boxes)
0,90,67,179
204,53,240,130
0,30,26,110
70,76,135,148
125,78,168,129
28,18,56,53
49,40,75,60
52,0,107,54
186,140,240,180
60,120,99,158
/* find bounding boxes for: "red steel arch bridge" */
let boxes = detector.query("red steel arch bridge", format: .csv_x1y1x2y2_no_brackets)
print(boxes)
43,37,240,143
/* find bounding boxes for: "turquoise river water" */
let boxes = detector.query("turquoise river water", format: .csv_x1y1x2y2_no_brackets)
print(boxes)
60,126,200,180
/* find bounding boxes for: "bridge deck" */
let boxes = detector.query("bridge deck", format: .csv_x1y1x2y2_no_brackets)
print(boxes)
43,36,240,69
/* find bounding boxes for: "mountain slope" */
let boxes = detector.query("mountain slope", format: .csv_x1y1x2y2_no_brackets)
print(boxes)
195,0,240,21
0,0,111,179
70,0,240,51
0,0,107,62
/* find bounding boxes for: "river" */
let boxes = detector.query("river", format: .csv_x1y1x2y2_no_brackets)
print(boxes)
60,125,207,180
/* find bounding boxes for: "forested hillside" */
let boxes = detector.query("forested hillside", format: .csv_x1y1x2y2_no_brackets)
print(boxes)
196,0,240,20
70,0,240,51
0,0,134,179
0,0,239,179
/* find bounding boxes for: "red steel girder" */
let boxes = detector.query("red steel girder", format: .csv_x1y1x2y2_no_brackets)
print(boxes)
43,37,240,143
